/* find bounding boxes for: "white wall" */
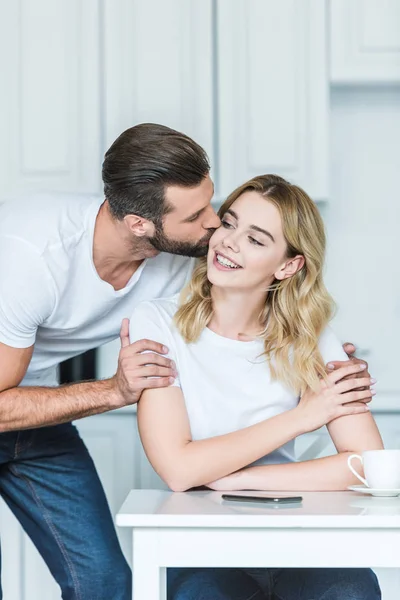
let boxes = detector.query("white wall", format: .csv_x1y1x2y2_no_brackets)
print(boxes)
326,87,400,404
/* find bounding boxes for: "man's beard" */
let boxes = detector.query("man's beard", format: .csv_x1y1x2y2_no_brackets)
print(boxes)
148,223,215,258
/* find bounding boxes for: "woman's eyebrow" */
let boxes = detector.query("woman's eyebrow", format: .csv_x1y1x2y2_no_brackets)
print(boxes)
250,224,275,243
225,209,275,242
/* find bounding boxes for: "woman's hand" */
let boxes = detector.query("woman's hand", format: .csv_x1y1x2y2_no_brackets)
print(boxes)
296,362,375,433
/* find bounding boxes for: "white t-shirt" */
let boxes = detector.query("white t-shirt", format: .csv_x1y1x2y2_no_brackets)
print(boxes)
129,295,348,466
0,195,195,386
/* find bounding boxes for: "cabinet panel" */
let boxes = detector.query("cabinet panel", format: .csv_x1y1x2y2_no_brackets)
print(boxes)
103,0,214,171
0,499,24,599
0,414,136,600
0,0,102,198
330,0,400,83
217,0,328,200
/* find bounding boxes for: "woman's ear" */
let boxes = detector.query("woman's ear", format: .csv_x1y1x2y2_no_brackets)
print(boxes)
124,214,155,237
274,255,305,281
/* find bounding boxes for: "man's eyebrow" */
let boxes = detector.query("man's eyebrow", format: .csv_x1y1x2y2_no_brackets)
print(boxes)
224,209,275,243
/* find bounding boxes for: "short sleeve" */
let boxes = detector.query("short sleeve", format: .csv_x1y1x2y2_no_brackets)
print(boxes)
128,301,181,388
318,326,348,364
0,236,56,348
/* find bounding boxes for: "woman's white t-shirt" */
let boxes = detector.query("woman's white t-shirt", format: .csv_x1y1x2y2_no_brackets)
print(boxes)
129,295,348,466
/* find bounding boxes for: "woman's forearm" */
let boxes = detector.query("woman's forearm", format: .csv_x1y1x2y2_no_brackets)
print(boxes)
163,408,307,491
222,453,364,492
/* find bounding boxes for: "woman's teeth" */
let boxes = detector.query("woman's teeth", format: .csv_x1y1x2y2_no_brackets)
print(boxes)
216,253,240,269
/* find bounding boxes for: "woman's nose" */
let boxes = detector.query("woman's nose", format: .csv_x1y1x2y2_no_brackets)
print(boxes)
222,232,240,252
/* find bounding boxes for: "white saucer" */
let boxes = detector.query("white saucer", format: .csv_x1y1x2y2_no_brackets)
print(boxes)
348,485,400,497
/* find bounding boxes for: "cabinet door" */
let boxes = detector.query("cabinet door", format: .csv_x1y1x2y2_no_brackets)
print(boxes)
0,499,24,599
216,0,328,201
103,0,215,171
0,414,136,600
0,0,102,199
330,0,400,83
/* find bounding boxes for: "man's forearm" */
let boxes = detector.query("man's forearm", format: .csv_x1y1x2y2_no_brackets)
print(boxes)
236,453,362,492
0,378,123,432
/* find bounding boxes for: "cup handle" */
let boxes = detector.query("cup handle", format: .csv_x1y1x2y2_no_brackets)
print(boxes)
347,454,369,487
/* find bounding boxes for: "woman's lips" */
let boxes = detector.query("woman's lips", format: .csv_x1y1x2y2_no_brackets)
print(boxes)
212,252,242,271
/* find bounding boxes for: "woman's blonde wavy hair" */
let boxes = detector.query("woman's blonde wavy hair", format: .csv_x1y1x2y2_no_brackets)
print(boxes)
175,174,335,394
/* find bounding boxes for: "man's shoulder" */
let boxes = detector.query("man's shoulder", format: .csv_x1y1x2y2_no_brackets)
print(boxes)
129,295,180,343
0,193,101,252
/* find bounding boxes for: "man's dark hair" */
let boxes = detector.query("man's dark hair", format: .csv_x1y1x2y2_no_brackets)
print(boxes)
102,123,210,224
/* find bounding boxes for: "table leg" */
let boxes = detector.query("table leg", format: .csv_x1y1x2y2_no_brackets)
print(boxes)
132,529,167,600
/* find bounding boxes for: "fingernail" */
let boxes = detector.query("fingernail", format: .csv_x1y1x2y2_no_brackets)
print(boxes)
371,389,376,395
169,377,175,384
173,369,178,377
364,405,370,411
163,346,169,353
370,378,377,384
359,363,366,371
327,363,334,370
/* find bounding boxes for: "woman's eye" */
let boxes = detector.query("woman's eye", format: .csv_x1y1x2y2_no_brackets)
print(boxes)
249,236,264,246
221,220,233,228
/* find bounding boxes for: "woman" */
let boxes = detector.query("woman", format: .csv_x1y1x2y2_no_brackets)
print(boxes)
129,175,383,600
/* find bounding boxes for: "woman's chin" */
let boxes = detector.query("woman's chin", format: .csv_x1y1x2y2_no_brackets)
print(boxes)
206,267,242,289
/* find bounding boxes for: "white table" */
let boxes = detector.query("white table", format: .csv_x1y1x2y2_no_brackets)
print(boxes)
116,489,400,600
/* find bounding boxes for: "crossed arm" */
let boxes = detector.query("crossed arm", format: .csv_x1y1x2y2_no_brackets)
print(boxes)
137,385,383,493
206,412,383,492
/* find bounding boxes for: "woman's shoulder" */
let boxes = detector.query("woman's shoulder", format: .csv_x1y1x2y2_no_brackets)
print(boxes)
129,294,180,344
131,294,180,324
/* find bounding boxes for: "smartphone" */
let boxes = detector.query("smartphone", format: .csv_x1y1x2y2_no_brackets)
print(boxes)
221,493,303,504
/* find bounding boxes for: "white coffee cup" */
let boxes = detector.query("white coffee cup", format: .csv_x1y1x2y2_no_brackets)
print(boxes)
347,449,400,489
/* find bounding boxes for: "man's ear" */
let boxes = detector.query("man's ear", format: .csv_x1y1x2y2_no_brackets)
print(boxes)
274,254,305,281
124,214,155,237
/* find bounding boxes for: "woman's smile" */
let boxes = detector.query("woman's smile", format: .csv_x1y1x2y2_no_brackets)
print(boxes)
213,251,243,271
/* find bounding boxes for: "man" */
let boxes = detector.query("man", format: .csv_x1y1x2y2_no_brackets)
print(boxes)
0,123,368,599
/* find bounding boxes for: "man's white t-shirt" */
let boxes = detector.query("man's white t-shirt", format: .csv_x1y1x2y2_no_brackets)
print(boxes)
129,295,348,466
0,195,195,386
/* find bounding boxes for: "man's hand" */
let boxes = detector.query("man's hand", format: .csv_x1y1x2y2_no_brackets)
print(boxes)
111,318,177,407
326,342,375,401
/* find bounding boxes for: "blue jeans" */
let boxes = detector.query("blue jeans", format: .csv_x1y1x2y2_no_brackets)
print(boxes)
167,567,381,600
0,423,131,600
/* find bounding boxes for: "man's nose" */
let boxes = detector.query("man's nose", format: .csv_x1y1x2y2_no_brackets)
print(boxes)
204,207,221,229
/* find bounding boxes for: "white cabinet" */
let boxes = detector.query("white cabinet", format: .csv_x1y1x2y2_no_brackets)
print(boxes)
102,0,215,171
216,0,329,201
0,413,137,600
330,0,400,83
0,0,102,199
